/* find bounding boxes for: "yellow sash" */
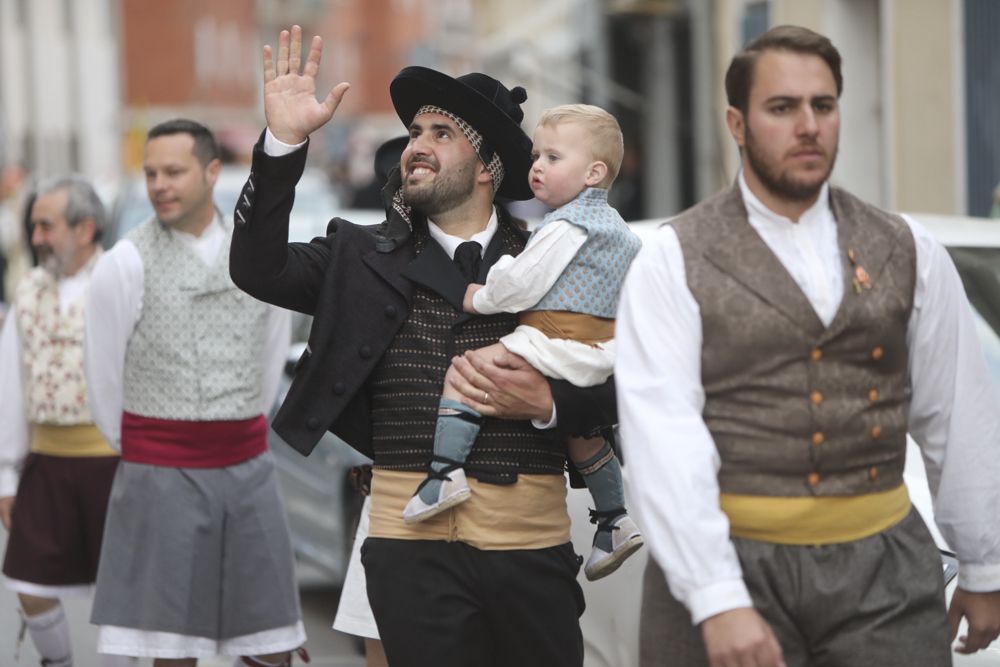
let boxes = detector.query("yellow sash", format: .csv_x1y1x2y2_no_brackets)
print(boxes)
30,423,117,457
720,484,911,545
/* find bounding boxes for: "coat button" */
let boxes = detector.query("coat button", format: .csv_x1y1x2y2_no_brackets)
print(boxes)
812,432,825,446
359,345,372,359
868,466,878,481
810,347,823,362
384,305,397,319
306,417,320,430
871,346,884,361
808,472,821,487
871,425,882,439
810,390,824,406
868,388,879,403
333,382,346,395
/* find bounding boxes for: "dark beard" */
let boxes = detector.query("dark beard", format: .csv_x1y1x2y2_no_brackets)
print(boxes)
744,125,837,202
402,154,478,216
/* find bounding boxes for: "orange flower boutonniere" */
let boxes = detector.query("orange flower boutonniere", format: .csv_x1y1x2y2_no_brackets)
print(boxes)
848,248,873,293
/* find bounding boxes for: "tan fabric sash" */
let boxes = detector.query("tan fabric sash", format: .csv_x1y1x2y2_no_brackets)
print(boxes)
30,423,117,457
721,484,912,545
518,310,614,345
368,469,571,550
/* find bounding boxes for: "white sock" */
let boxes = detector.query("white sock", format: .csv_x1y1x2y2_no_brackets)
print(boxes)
23,604,72,667
99,655,139,667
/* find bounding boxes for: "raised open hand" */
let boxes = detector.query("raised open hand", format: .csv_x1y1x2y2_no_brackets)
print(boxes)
263,25,350,145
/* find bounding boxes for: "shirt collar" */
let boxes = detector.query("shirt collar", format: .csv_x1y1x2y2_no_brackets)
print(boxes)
169,211,225,245
427,207,499,260
738,169,831,228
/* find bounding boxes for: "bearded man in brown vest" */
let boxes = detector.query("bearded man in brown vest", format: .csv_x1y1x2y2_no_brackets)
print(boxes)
617,25,1000,667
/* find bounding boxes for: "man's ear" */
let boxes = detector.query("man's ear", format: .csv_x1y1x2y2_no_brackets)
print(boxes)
205,158,222,187
725,106,746,148
476,160,493,186
584,161,609,188
74,217,98,246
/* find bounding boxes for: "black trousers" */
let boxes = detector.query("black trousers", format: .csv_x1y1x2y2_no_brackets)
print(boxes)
362,537,586,667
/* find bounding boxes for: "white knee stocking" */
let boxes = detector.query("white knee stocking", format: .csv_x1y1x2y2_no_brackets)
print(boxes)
23,604,72,667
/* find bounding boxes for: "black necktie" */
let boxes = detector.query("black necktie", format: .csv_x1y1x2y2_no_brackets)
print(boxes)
453,241,482,283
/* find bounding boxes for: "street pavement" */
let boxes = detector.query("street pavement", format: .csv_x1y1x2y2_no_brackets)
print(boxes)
0,530,366,667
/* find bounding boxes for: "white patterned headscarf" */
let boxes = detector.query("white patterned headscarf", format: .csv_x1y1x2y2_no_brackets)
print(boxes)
415,104,506,193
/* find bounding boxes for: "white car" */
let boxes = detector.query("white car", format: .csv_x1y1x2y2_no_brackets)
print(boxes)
569,213,1000,667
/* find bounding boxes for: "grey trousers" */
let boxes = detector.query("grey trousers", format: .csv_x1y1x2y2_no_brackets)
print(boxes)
640,508,952,667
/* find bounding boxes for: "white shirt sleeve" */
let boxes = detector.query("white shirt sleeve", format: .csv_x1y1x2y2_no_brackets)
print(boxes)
259,305,291,415
0,309,29,497
616,226,752,624
264,129,307,157
472,220,587,315
902,215,1000,591
85,240,144,452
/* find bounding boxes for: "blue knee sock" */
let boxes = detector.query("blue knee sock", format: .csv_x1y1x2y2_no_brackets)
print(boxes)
418,398,481,505
575,443,626,551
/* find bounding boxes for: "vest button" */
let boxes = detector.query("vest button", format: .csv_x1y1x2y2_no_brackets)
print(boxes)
810,390,824,406
333,382,346,395
871,346,884,361
868,466,878,481
871,424,882,439
868,388,879,403
359,345,372,359
810,347,823,362
306,417,320,430
384,305,397,319
812,432,825,446
808,472,821,487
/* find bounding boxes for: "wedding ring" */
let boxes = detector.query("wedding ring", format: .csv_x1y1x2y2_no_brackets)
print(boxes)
483,392,489,403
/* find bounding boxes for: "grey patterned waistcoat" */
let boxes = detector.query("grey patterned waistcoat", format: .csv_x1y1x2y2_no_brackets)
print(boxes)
123,218,270,420
532,188,642,318
670,185,916,496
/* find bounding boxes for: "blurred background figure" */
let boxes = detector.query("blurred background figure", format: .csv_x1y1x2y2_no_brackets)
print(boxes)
0,176,127,667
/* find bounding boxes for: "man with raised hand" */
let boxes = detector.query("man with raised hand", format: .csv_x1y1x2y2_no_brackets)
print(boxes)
230,26,618,667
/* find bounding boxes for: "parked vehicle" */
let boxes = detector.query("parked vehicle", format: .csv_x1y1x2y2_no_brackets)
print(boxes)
105,165,350,244
569,213,1000,667
269,341,372,587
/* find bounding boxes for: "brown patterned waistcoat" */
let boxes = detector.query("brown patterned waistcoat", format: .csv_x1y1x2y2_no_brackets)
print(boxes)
368,228,567,484
670,185,916,496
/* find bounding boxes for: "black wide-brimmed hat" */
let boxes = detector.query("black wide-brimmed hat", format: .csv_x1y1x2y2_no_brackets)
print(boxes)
390,66,534,200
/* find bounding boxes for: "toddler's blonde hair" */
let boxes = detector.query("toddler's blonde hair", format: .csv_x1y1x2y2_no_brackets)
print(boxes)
537,104,624,187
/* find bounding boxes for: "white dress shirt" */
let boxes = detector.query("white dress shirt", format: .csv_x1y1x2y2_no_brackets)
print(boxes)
84,217,290,451
616,173,1000,624
0,270,95,497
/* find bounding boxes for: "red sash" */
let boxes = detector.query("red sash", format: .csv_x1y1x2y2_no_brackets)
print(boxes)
121,412,268,468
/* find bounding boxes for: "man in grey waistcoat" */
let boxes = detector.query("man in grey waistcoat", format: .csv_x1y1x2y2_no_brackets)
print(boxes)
616,25,1000,667
84,119,302,667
